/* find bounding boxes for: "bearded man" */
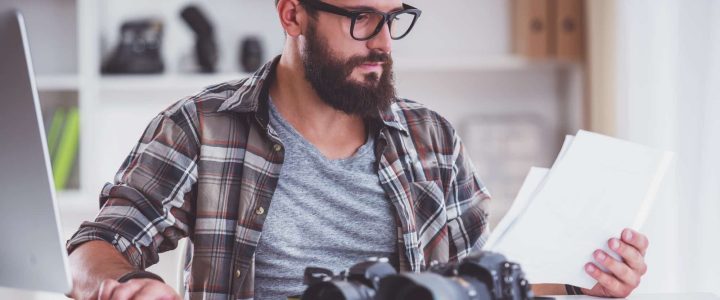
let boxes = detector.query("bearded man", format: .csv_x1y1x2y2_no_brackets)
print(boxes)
66,1,649,299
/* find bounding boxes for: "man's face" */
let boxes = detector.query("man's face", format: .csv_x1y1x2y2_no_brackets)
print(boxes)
300,0,403,119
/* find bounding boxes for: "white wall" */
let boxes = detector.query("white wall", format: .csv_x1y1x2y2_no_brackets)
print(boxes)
609,0,720,294
673,1,720,294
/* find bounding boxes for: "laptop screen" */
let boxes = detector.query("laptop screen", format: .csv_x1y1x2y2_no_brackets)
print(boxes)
0,10,72,294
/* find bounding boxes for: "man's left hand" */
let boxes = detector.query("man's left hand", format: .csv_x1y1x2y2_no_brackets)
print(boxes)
582,228,649,298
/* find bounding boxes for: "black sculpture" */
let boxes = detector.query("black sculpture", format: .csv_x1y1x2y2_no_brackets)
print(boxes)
181,5,218,73
240,36,264,73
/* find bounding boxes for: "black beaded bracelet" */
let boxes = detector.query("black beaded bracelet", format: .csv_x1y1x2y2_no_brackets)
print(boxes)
565,284,584,295
117,270,165,283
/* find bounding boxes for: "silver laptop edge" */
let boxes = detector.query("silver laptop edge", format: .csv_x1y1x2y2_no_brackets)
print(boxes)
0,10,73,294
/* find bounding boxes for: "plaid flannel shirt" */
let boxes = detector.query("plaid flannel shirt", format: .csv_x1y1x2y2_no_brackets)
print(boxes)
67,56,491,299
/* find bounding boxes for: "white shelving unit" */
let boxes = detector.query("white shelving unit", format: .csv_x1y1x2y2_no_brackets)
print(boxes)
3,0,585,298
97,73,251,92
92,56,564,92
13,0,587,233
394,55,560,72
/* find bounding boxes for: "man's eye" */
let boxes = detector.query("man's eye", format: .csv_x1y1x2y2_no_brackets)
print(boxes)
356,14,370,22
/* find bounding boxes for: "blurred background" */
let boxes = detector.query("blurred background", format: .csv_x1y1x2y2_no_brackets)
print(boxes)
0,0,718,298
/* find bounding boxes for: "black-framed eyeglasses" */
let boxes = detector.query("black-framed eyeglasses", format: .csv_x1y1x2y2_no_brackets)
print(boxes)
299,0,422,41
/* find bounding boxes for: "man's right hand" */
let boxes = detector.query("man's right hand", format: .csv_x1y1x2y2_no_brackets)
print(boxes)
97,278,181,300
67,241,181,300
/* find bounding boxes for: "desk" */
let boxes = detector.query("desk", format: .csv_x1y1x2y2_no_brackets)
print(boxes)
551,293,720,300
0,288,717,300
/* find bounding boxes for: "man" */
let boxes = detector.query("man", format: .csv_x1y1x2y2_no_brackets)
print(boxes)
67,0,649,299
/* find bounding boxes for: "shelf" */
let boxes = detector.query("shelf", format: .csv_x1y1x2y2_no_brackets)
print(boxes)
98,73,252,93
95,56,576,94
394,55,576,72
36,74,80,91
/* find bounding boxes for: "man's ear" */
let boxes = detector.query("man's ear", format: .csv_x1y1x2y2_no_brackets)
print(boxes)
277,0,306,37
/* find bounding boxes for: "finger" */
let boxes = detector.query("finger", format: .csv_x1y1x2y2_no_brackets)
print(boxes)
594,249,641,287
585,263,632,298
621,228,649,256
109,279,147,300
98,279,120,300
609,238,648,274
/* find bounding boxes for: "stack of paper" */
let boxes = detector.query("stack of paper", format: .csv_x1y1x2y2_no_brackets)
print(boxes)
483,130,674,288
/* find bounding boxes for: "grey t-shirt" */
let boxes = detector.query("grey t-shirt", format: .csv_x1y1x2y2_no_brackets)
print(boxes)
253,99,397,299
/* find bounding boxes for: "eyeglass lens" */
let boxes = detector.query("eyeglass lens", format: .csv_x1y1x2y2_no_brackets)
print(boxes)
352,11,415,39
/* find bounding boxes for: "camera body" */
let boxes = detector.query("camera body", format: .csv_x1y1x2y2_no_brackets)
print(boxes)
300,252,538,300
101,19,164,74
301,257,396,300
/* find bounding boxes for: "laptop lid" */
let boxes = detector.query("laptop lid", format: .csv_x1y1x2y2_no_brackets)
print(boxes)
0,10,73,294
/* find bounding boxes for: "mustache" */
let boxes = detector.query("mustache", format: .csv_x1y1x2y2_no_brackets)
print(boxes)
346,51,393,69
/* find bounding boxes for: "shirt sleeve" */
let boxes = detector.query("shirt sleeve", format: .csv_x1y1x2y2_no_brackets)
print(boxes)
66,107,200,269
445,131,492,261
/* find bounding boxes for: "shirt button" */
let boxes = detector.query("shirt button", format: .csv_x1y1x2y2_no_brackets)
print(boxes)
235,269,242,278
255,206,265,215
273,144,282,152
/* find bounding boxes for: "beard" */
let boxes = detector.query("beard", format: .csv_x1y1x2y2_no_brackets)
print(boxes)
301,21,397,119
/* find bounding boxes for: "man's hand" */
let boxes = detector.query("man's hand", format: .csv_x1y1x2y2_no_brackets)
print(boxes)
582,228,649,298
97,278,181,300
67,241,182,300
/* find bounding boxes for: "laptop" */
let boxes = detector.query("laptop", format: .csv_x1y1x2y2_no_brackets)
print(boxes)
0,10,73,294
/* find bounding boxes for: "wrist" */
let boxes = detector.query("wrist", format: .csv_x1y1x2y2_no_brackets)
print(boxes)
565,284,584,295
116,270,165,283
531,283,568,296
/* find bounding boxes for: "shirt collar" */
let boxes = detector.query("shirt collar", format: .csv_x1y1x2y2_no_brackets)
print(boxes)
217,55,408,135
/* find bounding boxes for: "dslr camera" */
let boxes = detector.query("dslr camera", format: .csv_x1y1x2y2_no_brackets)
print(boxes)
300,251,544,300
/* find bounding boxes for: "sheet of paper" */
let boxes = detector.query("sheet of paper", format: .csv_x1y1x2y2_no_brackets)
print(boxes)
484,167,549,250
486,130,674,288
485,135,575,250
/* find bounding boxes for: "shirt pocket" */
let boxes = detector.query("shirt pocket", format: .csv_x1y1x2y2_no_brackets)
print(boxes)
409,180,450,263
409,180,445,208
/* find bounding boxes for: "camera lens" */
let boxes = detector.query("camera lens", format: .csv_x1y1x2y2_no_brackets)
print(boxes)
301,281,375,300
377,272,490,300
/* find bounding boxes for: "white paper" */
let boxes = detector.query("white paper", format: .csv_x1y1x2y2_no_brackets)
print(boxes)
485,130,674,288
485,135,575,250
484,167,549,250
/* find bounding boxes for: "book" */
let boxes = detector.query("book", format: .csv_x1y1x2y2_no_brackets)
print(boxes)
554,0,585,60
52,107,80,191
513,0,551,59
46,107,66,158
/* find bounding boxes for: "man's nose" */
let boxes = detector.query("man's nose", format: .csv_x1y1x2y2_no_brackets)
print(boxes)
367,22,393,54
